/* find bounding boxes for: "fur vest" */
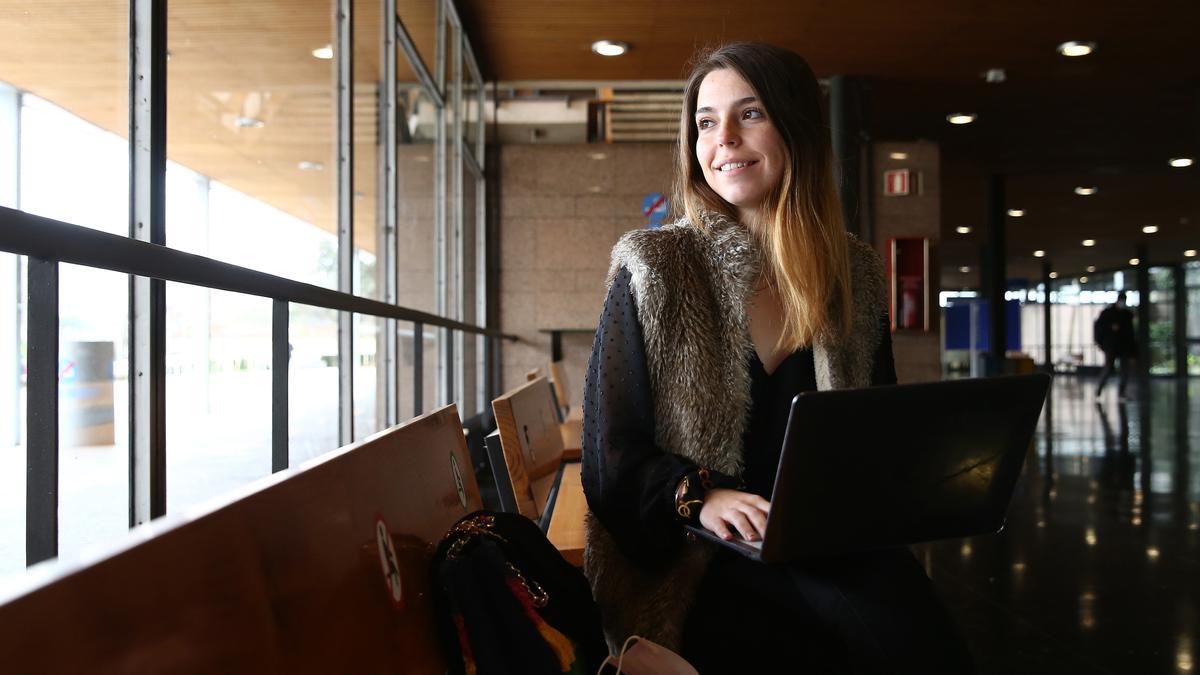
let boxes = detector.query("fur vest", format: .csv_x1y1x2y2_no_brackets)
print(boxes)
582,212,888,652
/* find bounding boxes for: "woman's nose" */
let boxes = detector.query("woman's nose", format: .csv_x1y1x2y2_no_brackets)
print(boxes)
717,121,739,147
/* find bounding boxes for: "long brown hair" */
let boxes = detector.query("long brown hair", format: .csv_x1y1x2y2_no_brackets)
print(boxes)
674,42,852,349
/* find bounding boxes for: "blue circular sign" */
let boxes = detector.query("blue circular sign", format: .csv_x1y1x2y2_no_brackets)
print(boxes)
642,192,669,228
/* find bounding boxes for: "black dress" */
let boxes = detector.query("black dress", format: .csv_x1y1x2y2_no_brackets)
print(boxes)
582,267,974,674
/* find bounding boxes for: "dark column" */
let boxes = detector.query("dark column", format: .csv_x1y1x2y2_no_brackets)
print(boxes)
1174,264,1187,378
982,174,1007,375
1043,260,1053,372
829,75,863,238
1136,244,1151,395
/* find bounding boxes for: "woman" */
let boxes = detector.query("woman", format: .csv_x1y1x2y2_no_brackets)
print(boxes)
580,43,973,672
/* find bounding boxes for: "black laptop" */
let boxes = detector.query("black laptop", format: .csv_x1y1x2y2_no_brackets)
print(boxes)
686,373,1051,562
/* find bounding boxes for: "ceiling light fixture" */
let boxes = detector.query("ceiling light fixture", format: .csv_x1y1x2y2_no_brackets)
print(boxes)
591,40,629,57
946,113,977,125
1168,157,1194,168
312,44,334,60
1082,239,1096,247
1007,209,1025,217
589,152,607,160
1057,41,1096,57
1186,249,1198,258
297,161,324,171
956,226,971,234
983,68,1006,83
1033,250,1046,258
1080,276,1089,283
1074,186,1098,196
1142,225,1159,234
889,152,909,160
1086,265,1096,273
959,266,971,273
1129,258,1140,266
1049,272,1058,279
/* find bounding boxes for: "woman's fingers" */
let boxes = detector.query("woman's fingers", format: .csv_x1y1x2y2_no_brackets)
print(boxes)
698,489,772,541
725,510,757,541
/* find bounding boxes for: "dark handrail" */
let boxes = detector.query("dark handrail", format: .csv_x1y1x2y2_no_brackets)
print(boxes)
0,206,517,341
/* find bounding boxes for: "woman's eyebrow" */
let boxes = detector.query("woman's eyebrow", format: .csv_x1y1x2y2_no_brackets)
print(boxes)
695,96,758,115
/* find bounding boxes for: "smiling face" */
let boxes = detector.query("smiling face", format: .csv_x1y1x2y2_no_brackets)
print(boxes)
694,68,787,226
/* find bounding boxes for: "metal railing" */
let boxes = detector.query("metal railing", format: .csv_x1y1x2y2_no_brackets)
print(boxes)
2,207,515,566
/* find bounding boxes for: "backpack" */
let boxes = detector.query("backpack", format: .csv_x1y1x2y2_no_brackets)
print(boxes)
431,510,608,675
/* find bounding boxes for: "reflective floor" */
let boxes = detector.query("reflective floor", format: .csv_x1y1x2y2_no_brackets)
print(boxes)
917,376,1199,674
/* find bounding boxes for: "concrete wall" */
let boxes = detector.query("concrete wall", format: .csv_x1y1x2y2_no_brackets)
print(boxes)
497,144,674,407
872,140,942,383
496,139,944,407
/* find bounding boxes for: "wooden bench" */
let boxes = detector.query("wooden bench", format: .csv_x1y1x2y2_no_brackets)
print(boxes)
0,404,482,674
526,360,583,461
491,376,587,566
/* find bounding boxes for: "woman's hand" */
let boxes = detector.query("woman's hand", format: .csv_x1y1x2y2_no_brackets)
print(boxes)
698,489,771,542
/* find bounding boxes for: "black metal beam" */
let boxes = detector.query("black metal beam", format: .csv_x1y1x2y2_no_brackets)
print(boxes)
829,75,863,238
987,174,1007,375
1136,243,1151,392
1042,260,1053,371
272,300,289,473
413,322,424,417
26,258,57,565
0,208,516,341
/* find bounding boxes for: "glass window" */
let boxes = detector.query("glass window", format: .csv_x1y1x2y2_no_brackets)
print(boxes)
58,265,128,560
289,306,339,465
396,0,440,88
165,284,271,513
0,252,24,578
0,0,128,230
20,95,127,234
167,0,335,288
1148,267,1176,375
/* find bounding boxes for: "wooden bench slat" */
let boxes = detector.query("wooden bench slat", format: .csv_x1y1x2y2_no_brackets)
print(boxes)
0,405,481,675
546,463,587,567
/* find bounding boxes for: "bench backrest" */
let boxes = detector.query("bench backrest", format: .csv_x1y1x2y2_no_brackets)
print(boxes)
548,359,573,420
491,376,565,519
0,404,481,675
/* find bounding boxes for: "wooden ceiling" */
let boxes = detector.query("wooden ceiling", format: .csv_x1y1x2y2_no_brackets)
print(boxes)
458,0,1200,284
0,0,444,255
2,0,1197,285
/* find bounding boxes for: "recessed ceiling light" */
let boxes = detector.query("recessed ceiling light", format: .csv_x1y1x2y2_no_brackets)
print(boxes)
983,68,1006,83
1186,249,1198,258
946,113,977,125
1074,186,1098,196
297,161,324,171
1049,272,1058,279
1169,157,1194,168
1082,239,1095,247
1086,265,1096,273
312,44,334,60
589,152,607,160
889,152,909,160
1033,250,1046,257
1080,276,1089,283
234,116,265,128
959,266,971,273
1129,258,1140,266
591,40,629,57
956,226,971,234
1057,41,1096,57
1142,225,1159,234
1007,209,1025,217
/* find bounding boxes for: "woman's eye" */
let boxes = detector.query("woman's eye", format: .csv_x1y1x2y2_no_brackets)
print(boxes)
697,118,713,129
743,108,763,120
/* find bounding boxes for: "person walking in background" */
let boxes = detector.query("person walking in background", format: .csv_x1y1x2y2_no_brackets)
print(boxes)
1094,292,1137,400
